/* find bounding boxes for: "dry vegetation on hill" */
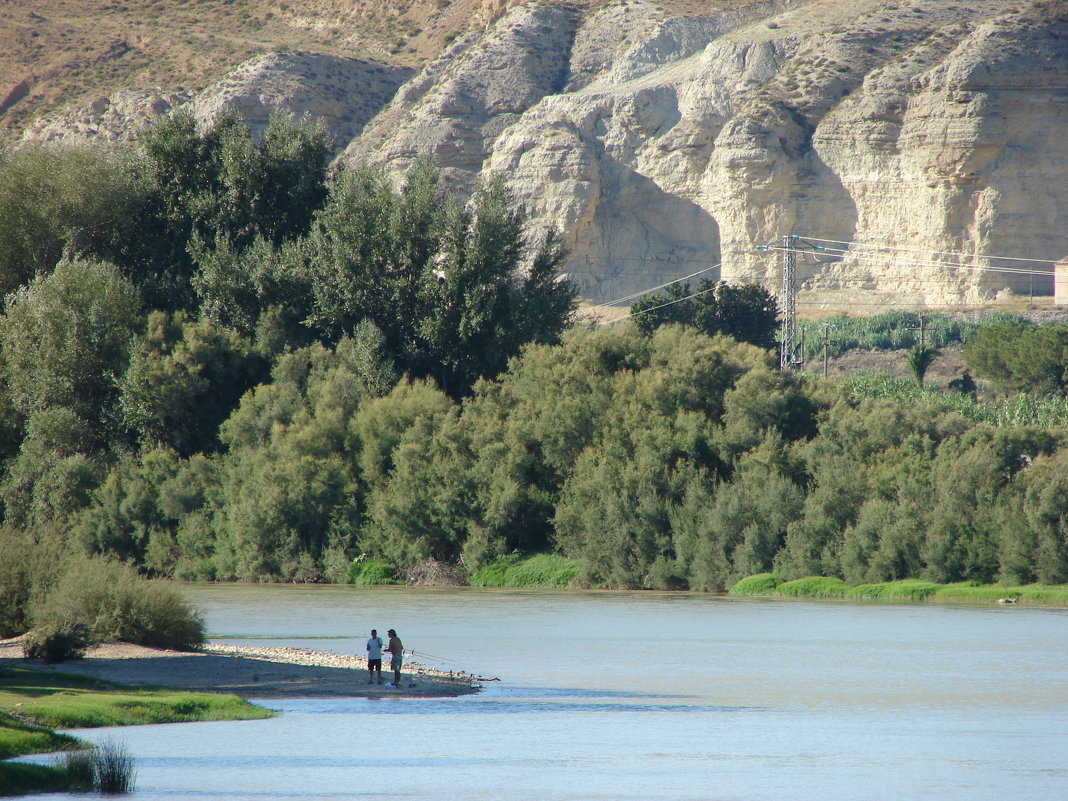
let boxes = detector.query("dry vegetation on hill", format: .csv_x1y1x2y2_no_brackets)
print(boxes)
0,0,785,143
0,0,495,141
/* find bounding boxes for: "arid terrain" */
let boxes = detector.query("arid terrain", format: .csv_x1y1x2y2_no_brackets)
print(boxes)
3,0,1066,306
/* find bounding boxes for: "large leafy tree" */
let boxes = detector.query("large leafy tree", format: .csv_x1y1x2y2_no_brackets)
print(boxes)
135,110,332,311
0,144,150,299
119,312,264,457
0,257,141,436
0,258,141,528
304,162,577,397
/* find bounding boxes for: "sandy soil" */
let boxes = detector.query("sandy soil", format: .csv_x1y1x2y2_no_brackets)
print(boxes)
0,639,480,699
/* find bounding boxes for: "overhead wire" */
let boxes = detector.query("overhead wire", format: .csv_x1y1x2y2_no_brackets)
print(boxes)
761,245,1054,279
595,282,721,326
587,262,722,309
576,234,1059,319
798,236,1062,266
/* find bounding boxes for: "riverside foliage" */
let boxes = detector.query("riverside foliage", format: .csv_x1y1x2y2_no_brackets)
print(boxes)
1,120,1067,604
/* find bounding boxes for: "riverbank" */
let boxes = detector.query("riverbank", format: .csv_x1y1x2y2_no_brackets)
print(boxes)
0,639,480,699
730,574,1068,605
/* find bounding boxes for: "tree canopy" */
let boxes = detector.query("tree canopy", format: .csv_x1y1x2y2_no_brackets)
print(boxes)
629,279,779,350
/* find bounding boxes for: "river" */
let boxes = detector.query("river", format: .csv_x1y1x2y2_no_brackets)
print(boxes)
26,584,1068,800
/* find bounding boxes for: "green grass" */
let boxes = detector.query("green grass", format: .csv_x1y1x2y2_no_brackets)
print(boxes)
0,667,273,759
350,558,396,585
776,576,850,598
729,575,1068,606
468,553,581,588
0,709,84,760
850,579,942,601
844,370,1068,427
729,573,782,595
0,760,74,796
799,310,1031,361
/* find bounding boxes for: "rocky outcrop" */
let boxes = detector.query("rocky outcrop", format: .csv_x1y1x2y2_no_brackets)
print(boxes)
12,0,1068,306
187,52,414,144
343,0,1068,305
342,2,586,191
20,88,190,144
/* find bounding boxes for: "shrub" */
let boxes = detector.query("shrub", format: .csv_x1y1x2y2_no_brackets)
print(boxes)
22,623,90,663
730,573,782,595
49,740,137,793
59,749,96,791
849,579,941,601
469,553,580,588
92,738,136,793
31,557,204,651
350,557,396,585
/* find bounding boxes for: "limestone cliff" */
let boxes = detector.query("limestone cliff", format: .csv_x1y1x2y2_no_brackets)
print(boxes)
9,0,1068,306
342,0,1068,305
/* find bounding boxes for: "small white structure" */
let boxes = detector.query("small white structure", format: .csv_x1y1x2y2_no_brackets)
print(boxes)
1057,257,1068,306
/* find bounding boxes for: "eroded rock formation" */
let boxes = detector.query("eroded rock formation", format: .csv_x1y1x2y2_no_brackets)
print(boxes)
12,0,1068,305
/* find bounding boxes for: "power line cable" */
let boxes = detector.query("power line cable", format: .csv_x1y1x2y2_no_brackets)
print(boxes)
761,245,1052,278
798,236,1061,266
587,262,722,309
596,283,721,326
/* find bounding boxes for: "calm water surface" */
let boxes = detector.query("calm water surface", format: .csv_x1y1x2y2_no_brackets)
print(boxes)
27,585,1068,800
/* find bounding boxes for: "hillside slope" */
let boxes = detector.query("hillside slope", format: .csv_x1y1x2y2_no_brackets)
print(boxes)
3,0,1067,306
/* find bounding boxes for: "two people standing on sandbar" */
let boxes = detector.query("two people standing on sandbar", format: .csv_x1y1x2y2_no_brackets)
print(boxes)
366,628,405,688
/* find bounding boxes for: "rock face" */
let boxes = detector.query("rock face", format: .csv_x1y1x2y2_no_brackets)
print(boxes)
14,0,1068,306
342,0,1068,305
20,88,191,144
187,52,414,144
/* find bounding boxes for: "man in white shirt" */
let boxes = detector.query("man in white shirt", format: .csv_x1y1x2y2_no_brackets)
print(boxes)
366,629,383,684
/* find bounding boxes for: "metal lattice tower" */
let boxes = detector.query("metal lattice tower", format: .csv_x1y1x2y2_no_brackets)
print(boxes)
778,234,799,369
756,234,822,370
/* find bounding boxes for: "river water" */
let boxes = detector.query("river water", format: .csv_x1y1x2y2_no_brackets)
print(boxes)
26,585,1068,800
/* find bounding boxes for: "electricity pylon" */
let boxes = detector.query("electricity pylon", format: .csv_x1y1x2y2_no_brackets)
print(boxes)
756,235,824,370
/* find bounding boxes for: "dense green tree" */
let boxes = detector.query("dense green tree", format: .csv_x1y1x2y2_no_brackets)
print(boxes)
0,144,149,299
120,312,263,457
630,279,779,350
304,163,577,397
135,110,331,310
0,257,141,437
0,407,108,531
360,413,473,570
963,321,1068,395
1017,449,1068,584
71,448,183,568
192,235,314,353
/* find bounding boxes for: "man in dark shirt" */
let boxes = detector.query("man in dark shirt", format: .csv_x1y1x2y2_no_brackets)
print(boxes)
385,629,403,687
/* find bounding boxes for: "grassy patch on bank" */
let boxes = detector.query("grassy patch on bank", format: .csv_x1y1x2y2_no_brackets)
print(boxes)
350,557,396,585
0,759,75,795
468,553,581,588
729,574,1068,605
0,667,273,758
0,709,83,760
1,739,137,796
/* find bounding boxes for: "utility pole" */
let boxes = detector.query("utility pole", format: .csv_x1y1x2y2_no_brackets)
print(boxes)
906,316,926,348
756,235,823,370
821,324,836,379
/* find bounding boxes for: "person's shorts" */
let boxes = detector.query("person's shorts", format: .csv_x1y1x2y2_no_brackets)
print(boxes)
368,658,382,671
391,653,403,671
